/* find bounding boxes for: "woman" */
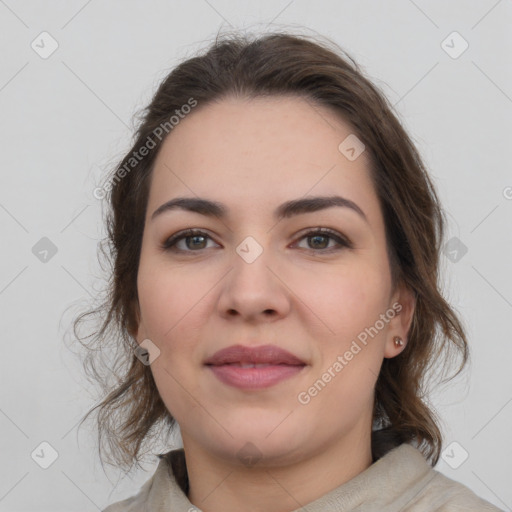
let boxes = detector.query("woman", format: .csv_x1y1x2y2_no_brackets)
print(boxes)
75,31,503,511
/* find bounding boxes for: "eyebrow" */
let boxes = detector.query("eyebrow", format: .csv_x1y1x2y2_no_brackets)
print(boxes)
150,195,368,223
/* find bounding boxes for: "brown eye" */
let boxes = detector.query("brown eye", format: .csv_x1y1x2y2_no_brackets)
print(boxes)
161,227,352,254
295,228,352,252
307,233,331,250
162,229,219,252
184,234,208,250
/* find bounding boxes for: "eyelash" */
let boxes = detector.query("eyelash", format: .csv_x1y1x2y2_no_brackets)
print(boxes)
161,228,353,254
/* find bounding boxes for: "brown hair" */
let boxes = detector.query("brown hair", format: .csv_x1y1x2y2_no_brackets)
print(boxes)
73,31,469,473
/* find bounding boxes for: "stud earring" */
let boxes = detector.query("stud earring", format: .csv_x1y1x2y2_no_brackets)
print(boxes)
393,336,404,347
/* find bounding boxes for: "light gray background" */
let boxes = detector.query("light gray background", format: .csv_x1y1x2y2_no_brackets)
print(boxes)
0,1,511,510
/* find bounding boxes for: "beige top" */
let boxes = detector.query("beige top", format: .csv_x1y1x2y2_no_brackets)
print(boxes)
102,443,503,511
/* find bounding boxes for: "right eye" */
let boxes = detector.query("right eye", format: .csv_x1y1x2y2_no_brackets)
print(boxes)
161,229,220,253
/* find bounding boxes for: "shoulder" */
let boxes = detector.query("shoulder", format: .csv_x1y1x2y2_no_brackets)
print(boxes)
390,445,503,511
411,470,503,511
102,476,153,512
102,470,156,512
101,450,185,512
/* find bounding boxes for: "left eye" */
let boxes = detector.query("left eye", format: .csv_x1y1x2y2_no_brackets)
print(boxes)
162,228,352,253
294,229,352,251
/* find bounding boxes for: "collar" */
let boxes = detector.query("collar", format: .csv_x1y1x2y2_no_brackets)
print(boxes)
144,443,434,511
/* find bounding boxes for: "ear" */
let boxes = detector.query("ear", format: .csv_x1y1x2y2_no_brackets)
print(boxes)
383,281,416,359
128,298,144,343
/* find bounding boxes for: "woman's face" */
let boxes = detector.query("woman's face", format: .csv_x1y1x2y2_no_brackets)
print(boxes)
135,96,414,466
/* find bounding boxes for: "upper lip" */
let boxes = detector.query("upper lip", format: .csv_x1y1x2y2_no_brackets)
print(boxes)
205,344,305,366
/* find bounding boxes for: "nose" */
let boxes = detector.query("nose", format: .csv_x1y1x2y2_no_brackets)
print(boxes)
216,242,291,323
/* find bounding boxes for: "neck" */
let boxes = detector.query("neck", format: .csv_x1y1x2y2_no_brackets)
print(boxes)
183,428,373,512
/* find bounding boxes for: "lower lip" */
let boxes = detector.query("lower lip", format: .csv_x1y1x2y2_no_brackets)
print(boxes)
207,364,305,389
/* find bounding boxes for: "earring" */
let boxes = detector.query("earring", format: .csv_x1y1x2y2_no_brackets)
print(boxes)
393,336,404,347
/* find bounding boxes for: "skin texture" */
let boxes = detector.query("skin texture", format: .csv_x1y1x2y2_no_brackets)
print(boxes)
135,96,416,512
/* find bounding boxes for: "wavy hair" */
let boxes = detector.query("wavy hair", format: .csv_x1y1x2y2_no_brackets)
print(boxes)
72,30,469,473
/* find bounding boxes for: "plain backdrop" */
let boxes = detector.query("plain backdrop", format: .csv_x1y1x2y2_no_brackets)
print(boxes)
0,1,511,510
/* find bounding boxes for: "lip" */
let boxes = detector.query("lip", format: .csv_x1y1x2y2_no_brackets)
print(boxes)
205,344,306,389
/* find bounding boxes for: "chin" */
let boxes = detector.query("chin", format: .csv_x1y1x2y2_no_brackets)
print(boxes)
196,419,309,467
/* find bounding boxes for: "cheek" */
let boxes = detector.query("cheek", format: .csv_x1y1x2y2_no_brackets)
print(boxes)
137,260,209,340
137,265,206,418
298,268,390,418
296,263,390,341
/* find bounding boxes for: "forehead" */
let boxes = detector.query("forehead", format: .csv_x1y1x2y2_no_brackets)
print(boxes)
147,96,380,224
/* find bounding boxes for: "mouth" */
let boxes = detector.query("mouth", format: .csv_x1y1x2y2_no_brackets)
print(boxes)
204,344,306,390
